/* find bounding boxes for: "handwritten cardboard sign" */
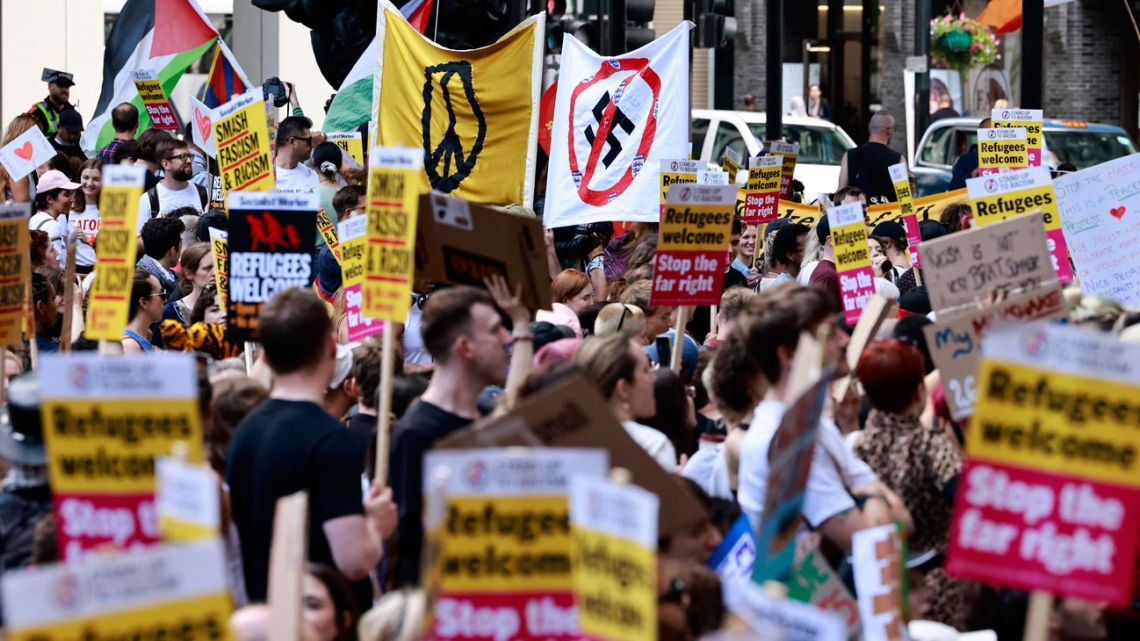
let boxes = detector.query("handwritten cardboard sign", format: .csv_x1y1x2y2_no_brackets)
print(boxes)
1055,152,1140,306
651,184,735,306
946,322,1140,604
923,282,1066,420
39,353,204,560
920,212,1055,315
437,374,708,538
189,95,216,157
415,193,552,312
0,125,56,180
226,192,318,342
967,166,1072,283
423,448,608,641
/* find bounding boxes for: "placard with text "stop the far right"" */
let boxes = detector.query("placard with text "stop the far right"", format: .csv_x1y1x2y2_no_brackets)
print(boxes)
946,322,1140,605
650,184,736,307
967,167,1073,283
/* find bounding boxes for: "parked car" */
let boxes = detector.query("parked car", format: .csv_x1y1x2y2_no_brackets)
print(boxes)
691,110,857,198
912,117,1138,196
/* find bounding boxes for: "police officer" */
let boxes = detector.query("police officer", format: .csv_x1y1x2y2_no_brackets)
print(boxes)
28,69,76,137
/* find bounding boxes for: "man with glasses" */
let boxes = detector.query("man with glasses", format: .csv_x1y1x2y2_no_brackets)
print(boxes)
274,115,321,193
836,111,902,205
136,138,208,233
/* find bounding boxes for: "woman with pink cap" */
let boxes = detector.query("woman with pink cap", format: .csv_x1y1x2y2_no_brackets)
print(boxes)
28,169,80,265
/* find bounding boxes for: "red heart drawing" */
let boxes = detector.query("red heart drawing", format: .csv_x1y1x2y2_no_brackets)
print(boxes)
193,108,211,141
1111,206,1126,220
13,141,33,161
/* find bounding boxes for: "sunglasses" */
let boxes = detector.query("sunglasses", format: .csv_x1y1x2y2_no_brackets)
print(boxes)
291,136,313,145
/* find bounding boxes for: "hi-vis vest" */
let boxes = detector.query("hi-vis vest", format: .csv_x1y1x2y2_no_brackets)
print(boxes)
31,101,60,137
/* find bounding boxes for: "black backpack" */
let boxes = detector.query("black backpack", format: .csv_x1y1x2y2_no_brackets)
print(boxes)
146,183,209,217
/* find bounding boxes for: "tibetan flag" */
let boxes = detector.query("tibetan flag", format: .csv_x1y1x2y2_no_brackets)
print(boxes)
81,0,220,154
370,0,544,206
323,0,435,134
199,41,252,109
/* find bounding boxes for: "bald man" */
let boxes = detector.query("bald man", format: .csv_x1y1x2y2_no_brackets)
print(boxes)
836,111,902,204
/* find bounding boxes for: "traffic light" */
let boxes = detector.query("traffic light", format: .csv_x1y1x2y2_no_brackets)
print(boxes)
693,0,735,49
546,0,600,52
601,0,655,55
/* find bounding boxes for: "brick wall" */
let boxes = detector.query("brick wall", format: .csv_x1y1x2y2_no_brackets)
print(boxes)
1043,0,1124,126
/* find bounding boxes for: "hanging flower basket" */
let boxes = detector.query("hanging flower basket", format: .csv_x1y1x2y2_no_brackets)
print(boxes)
931,12,1000,71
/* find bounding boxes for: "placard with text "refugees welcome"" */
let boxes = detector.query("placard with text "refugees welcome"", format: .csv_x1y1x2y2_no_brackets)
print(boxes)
226,192,317,342
946,322,1140,604
651,184,736,307
967,167,1073,283
827,202,875,326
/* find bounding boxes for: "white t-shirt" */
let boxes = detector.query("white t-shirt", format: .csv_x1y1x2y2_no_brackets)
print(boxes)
683,437,734,500
622,420,677,470
136,182,205,233
29,211,65,264
799,260,820,285
737,400,877,531
274,162,319,193
70,205,100,267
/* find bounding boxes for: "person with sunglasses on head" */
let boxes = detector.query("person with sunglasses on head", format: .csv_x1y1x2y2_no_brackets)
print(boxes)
274,116,321,193
136,138,208,233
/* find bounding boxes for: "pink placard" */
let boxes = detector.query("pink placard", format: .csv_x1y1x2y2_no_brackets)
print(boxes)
1045,228,1074,283
946,459,1140,605
837,265,876,326
649,250,727,307
345,283,383,342
427,591,577,641
902,214,922,267
54,492,159,561
743,190,779,225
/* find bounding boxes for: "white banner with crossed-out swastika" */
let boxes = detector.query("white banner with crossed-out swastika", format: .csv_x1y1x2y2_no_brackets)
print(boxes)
543,23,693,227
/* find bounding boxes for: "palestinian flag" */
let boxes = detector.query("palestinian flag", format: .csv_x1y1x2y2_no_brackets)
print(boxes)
81,0,220,154
323,0,433,132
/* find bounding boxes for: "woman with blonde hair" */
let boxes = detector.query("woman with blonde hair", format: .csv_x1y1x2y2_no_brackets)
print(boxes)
0,115,39,202
593,302,644,339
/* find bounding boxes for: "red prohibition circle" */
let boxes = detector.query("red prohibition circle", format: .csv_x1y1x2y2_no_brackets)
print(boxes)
567,58,661,206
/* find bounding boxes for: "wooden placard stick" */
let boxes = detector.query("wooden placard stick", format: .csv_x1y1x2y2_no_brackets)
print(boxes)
1022,591,1053,641
832,295,894,402
243,341,255,375
670,306,691,373
374,321,396,483
267,491,309,641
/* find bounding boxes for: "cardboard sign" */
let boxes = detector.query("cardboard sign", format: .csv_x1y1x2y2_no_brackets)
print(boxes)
327,131,364,167
317,208,341,262
0,204,29,345
423,448,608,641
213,87,275,196
651,184,735,306
226,192,318,342
923,282,1066,420
208,228,229,309
570,476,658,641
946,322,1140,604
156,456,220,541
2,539,234,641
133,69,179,132
920,212,1055,315
189,95,217,157
768,141,800,199
827,203,875,326
338,215,382,341
789,546,861,640
888,163,922,267
992,107,1044,166
39,353,203,560
1055,152,1140,306
977,127,1029,176
742,156,782,224
86,165,145,340
0,124,56,180
852,525,907,641
364,148,422,322
415,193,552,313
723,579,846,641
865,187,968,229
437,374,708,538
967,167,1072,282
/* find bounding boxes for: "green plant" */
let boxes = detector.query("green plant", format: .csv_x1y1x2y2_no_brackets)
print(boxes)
931,12,1000,71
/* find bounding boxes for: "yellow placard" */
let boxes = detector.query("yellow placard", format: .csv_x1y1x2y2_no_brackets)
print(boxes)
41,398,203,494
214,90,275,197
339,218,367,289
133,71,179,132
721,152,740,183
659,201,735,252
432,495,572,593
317,209,341,263
972,185,1061,231
978,129,1029,174
969,359,1140,488
832,221,873,273
573,527,657,641
86,169,143,340
327,131,365,167
0,208,29,345
363,153,422,322
8,591,233,641
208,229,228,309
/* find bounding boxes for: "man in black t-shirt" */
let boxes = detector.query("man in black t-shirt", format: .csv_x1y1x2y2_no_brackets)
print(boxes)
837,111,902,204
388,282,527,586
226,289,395,609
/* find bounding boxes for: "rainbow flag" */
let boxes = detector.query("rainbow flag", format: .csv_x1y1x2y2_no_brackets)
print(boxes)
199,41,251,109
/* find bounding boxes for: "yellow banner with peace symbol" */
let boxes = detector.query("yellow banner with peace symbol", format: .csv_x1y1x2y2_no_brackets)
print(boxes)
371,1,544,207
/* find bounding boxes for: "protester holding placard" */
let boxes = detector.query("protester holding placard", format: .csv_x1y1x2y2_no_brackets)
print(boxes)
28,169,79,263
